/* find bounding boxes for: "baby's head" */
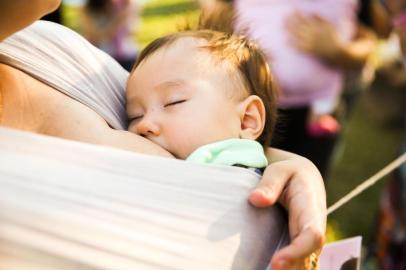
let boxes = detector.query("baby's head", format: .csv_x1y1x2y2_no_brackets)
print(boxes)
126,30,277,159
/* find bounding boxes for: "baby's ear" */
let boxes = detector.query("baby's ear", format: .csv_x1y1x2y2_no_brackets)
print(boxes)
238,95,266,140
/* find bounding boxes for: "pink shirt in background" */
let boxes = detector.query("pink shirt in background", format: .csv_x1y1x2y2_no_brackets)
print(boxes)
97,0,139,60
235,0,358,108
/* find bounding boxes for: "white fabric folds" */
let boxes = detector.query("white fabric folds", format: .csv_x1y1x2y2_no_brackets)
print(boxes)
0,20,289,269
0,21,129,130
0,128,288,270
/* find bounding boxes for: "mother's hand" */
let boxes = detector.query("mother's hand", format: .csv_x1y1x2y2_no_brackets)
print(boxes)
250,149,326,270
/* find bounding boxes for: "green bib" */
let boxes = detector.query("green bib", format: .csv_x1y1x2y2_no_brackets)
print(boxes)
186,139,268,168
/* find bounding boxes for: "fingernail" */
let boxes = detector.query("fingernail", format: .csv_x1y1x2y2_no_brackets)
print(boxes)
254,189,266,196
257,188,271,197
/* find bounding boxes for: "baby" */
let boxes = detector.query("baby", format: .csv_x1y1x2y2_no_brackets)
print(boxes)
126,30,278,169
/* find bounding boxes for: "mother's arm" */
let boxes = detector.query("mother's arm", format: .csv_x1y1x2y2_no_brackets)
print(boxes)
0,0,61,41
255,148,326,270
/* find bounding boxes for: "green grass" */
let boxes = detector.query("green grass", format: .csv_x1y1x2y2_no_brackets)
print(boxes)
142,0,198,16
138,0,199,47
62,0,200,47
61,3,81,31
327,86,405,244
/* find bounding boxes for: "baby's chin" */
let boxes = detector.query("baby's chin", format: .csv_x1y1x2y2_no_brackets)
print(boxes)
168,150,189,160
166,146,194,160
157,145,188,160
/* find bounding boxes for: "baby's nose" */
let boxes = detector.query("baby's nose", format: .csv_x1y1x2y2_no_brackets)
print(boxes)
136,116,161,137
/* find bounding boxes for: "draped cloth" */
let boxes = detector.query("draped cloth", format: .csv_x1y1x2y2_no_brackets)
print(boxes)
0,21,289,269
0,128,288,270
0,21,129,130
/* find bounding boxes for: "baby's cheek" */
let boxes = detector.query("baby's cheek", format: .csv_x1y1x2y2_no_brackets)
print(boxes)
173,136,202,160
167,119,208,158
175,140,197,160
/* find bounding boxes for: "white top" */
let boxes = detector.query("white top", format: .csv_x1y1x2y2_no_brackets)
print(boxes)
0,127,289,270
0,21,129,129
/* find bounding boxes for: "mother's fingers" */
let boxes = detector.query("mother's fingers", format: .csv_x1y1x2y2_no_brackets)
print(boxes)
253,157,326,270
249,162,292,207
271,226,325,270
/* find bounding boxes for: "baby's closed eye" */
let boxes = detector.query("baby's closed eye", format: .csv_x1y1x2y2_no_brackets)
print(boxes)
164,99,187,107
129,115,143,123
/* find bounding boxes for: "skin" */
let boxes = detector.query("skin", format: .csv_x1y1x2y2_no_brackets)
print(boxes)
387,0,406,56
127,38,265,159
256,148,326,270
286,12,377,70
364,1,406,87
0,3,327,268
127,38,326,269
383,0,406,16
0,0,61,41
375,0,406,87
0,64,172,157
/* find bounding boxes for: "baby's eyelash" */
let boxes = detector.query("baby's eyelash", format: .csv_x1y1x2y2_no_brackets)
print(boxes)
129,115,143,122
164,100,187,107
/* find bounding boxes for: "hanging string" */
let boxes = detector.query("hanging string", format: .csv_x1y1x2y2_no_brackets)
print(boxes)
327,152,406,216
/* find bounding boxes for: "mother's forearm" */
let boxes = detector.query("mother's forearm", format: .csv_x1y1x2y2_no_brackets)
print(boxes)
265,147,308,164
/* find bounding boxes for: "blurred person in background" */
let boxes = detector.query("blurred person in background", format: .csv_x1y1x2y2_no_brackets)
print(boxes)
233,0,376,178
358,0,392,37
338,0,390,120
372,145,406,270
366,0,406,269
80,0,140,71
375,0,406,87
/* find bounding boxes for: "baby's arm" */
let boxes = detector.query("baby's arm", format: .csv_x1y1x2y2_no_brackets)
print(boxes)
251,148,326,270
0,0,61,41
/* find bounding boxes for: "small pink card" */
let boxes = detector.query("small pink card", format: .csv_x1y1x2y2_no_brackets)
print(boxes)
319,236,362,270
